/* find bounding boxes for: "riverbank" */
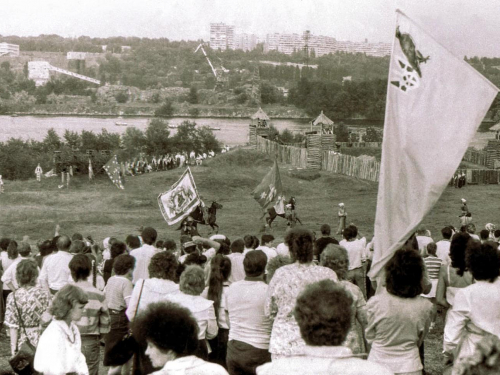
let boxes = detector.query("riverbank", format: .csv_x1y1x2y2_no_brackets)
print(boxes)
4,101,312,119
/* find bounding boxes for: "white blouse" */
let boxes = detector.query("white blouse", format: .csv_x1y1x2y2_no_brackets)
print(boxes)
34,319,88,375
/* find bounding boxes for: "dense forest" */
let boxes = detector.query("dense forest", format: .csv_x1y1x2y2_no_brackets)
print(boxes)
1,34,500,120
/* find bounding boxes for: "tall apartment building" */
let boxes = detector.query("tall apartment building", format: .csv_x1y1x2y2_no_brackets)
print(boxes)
0,42,20,56
210,23,229,50
210,23,258,51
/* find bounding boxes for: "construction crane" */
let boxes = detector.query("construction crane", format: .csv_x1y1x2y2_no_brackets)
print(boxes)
194,43,227,89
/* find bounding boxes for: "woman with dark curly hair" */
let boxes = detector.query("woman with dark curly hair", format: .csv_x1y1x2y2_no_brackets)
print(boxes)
365,249,433,375
34,284,89,374
443,241,500,367
133,302,228,374
436,232,474,310
264,228,338,359
126,251,181,374
257,280,391,375
321,244,367,354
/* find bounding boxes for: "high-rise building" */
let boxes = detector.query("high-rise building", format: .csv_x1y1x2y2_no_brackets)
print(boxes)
210,23,229,51
0,42,20,56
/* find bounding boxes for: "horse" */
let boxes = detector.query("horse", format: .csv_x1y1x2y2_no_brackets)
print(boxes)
178,201,223,234
265,197,302,228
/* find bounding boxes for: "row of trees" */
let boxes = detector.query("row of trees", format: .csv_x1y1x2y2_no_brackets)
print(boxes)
0,120,220,180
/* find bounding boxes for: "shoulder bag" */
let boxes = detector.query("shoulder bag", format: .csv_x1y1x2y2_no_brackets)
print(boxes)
9,290,37,375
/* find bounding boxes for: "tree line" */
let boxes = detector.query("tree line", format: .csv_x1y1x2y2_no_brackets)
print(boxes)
0,120,220,180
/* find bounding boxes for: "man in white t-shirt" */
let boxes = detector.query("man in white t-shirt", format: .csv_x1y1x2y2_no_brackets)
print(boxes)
130,227,160,284
255,234,278,262
226,250,272,374
339,225,367,298
416,226,433,257
436,226,453,265
227,239,246,283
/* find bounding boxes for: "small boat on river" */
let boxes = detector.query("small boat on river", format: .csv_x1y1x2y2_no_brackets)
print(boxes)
115,122,128,126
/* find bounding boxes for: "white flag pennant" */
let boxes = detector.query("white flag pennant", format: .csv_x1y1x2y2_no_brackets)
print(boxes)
369,10,499,281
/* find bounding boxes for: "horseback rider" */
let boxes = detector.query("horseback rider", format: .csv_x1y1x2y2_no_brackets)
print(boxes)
199,197,209,224
181,216,200,237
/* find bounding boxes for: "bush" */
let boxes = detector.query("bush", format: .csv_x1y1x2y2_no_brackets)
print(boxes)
154,100,174,117
114,92,129,103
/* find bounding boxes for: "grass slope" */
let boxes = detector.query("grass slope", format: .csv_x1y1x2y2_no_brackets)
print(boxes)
1,148,500,374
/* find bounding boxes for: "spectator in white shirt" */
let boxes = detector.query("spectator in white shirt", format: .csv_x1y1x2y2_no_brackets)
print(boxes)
226,250,272,375
1,242,33,291
130,227,159,285
339,225,367,299
416,226,434,257
226,239,245,284
242,235,258,255
436,226,453,265
255,234,278,262
39,235,74,295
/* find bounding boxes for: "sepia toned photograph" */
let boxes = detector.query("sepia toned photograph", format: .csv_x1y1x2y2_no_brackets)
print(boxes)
1,0,500,374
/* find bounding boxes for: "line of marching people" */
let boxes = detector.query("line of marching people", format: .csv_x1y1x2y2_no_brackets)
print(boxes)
124,147,230,176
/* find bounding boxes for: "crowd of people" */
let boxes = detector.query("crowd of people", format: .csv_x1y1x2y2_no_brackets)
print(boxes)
122,146,230,176
0,217,499,375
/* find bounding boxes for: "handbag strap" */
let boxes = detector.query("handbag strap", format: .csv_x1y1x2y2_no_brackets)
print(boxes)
12,290,34,348
132,279,145,321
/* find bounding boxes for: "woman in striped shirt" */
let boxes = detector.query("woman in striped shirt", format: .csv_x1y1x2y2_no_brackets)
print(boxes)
422,242,442,330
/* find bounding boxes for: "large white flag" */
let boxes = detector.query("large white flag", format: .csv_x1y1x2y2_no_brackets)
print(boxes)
369,10,498,281
158,168,201,225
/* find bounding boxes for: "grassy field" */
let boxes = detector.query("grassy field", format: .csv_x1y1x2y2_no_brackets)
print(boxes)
1,148,500,373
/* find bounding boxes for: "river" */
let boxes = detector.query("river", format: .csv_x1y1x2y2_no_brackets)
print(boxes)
0,115,495,149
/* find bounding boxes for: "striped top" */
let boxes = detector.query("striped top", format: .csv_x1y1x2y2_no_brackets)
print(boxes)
73,281,110,336
424,256,442,280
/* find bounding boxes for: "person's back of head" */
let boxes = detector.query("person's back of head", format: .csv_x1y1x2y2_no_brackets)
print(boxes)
321,244,349,280
126,235,141,250
385,248,424,298
72,233,83,241
467,223,476,234
494,229,500,241
285,228,314,264
244,250,268,278
417,225,427,236
38,240,54,258
69,254,92,282
230,238,244,254
261,234,275,246
141,227,157,245
7,240,18,260
113,254,136,276
441,226,453,240
110,241,127,259
294,279,352,346
18,242,31,257
69,240,85,254
480,229,490,241
426,242,437,256
57,235,71,252
132,302,199,362
0,237,11,251
465,241,500,282
342,226,356,241
450,232,471,276
164,239,177,252
243,235,254,249
320,224,331,236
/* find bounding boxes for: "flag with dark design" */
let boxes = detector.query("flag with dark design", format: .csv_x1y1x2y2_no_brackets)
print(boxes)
369,10,499,283
252,160,283,209
103,155,124,189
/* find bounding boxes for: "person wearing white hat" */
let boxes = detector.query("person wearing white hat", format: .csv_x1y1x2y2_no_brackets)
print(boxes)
337,203,347,235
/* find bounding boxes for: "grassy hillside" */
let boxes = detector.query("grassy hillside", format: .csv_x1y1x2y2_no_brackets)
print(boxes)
1,148,499,244
1,148,500,374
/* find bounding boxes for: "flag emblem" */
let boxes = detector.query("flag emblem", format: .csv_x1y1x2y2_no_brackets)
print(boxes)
158,168,201,225
103,155,124,189
391,26,430,92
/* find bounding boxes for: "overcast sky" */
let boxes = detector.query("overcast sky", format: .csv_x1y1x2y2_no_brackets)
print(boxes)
2,0,500,57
